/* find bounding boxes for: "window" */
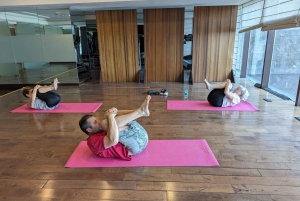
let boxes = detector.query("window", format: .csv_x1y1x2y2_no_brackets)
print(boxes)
269,27,300,101
246,28,267,83
234,32,244,76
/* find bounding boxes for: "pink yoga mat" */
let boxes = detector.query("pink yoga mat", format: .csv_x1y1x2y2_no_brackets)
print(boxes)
65,140,219,168
167,100,258,111
10,103,102,113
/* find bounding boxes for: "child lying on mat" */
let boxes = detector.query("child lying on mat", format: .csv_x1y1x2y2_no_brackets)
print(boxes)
79,95,151,161
204,78,249,107
22,78,61,110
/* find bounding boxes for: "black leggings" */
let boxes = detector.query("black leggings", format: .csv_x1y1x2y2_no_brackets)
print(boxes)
207,89,225,107
36,90,61,107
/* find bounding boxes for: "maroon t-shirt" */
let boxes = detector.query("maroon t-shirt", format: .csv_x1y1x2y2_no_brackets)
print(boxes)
87,131,131,161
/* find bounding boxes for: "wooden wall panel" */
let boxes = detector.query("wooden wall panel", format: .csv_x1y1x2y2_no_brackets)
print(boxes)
123,10,139,82
144,8,184,82
112,10,125,82
105,11,116,82
192,7,208,83
155,9,165,81
167,10,176,81
226,7,238,80
192,6,238,82
96,11,108,82
144,10,156,82
168,9,184,82
96,10,138,82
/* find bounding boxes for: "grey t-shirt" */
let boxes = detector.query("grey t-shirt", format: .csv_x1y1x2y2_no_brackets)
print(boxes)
33,98,58,110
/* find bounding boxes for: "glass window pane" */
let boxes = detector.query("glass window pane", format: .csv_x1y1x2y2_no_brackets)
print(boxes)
234,32,244,76
246,29,267,83
0,7,78,85
269,27,300,101
5,9,39,35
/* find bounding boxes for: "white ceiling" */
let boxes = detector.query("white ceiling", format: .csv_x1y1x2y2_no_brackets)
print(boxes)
1,0,250,16
1,0,250,27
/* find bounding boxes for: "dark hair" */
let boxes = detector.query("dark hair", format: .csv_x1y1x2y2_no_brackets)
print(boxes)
22,86,32,98
79,114,93,134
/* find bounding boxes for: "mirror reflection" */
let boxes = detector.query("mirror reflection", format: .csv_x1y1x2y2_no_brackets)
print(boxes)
71,17,100,83
0,8,78,85
183,8,193,83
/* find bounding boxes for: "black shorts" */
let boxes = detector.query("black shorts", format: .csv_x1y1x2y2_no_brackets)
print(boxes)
207,89,225,107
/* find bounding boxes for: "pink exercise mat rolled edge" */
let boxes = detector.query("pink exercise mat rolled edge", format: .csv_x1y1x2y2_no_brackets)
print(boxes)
10,103,102,113
167,100,259,111
64,140,219,168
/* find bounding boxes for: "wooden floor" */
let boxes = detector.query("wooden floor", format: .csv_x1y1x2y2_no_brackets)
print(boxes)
0,78,300,201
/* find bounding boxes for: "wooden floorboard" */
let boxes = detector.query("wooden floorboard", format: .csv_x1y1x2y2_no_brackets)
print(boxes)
0,77,300,200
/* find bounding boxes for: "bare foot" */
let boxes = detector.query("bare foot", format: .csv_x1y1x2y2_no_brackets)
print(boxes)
139,95,151,116
204,79,212,90
53,78,58,90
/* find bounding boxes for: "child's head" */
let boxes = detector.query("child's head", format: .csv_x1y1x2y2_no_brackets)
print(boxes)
22,86,32,98
233,85,249,101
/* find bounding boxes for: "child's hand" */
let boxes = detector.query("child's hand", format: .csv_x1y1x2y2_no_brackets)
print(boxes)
34,85,42,90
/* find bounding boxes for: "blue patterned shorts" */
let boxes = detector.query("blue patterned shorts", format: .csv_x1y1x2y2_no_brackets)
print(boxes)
118,121,148,155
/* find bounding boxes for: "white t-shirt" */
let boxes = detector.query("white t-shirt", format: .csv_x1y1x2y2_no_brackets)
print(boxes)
222,93,240,107
33,98,58,110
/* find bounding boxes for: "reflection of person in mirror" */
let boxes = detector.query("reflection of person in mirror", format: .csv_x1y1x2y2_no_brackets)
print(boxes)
204,79,249,107
222,111,240,119
32,113,49,130
22,78,61,110
79,95,151,161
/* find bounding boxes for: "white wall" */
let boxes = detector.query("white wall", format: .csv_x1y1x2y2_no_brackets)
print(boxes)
16,23,36,35
44,26,63,35
5,34,76,63
42,35,76,62
0,36,15,62
11,35,45,62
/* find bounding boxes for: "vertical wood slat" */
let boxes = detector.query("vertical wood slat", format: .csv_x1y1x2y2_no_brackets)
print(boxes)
144,8,184,82
161,10,169,81
96,11,107,82
144,9,156,82
192,6,238,82
226,6,238,79
207,6,219,81
192,7,208,83
104,11,116,82
218,6,230,81
175,9,185,82
131,10,139,82
167,9,176,82
155,9,164,81
124,10,139,82
96,10,138,82
111,10,124,82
